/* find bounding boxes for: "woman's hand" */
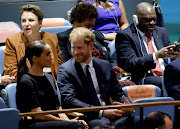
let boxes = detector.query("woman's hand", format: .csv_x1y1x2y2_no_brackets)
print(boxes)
103,33,117,41
1,75,15,86
70,117,89,128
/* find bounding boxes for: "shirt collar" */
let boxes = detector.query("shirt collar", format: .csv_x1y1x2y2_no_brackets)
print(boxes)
80,58,93,71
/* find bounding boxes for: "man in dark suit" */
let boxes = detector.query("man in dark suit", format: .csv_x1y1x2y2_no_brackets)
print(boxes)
57,27,137,129
164,57,180,100
115,2,178,88
164,58,180,129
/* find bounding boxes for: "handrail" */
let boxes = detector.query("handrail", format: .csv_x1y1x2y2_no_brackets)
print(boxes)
19,100,180,118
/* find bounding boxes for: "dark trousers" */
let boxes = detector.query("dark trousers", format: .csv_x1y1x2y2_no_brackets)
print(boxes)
88,116,141,129
20,120,85,129
144,76,162,89
144,76,164,96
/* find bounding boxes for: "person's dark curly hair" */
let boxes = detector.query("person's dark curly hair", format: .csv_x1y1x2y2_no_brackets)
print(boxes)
70,3,98,24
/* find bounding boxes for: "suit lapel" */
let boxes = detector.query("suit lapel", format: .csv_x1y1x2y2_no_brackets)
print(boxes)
131,25,148,56
74,59,90,94
153,29,168,64
19,32,28,55
93,59,103,85
93,59,110,104
153,29,164,50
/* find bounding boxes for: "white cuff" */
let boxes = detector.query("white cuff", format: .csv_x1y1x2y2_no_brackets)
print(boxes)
153,53,157,63
99,110,103,118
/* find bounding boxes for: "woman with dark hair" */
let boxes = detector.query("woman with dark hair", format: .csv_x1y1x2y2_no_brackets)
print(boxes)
78,0,129,41
16,40,88,129
4,4,63,81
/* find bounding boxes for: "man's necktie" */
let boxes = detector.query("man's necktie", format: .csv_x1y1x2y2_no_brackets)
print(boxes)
86,65,101,106
145,34,163,76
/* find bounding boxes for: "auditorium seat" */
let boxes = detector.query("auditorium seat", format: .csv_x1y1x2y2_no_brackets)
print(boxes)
1,82,19,129
40,26,72,34
41,18,72,34
132,97,175,123
122,85,161,102
5,83,17,108
0,97,5,109
0,108,20,129
42,18,72,27
0,21,21,44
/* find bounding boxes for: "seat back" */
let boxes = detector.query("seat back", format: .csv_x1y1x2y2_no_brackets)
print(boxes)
5,83,17,108
0,108,20,129
42,18,71,27
0,97,6,109
122,85,161,102
0,21,21,44
132,97,175,123
0,46,5,75
40,26,72,34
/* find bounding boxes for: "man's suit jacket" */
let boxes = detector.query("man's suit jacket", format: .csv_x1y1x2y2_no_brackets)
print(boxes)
57,58,125,120
164,57,180,100
4,32,63,81
115,23,171,84
57,28,117,68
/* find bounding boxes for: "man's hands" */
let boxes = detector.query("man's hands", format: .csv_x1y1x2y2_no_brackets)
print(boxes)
103,96,133,120
102,33,117,41
155,44,180,60
102,108,123,119
1,75,15,86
